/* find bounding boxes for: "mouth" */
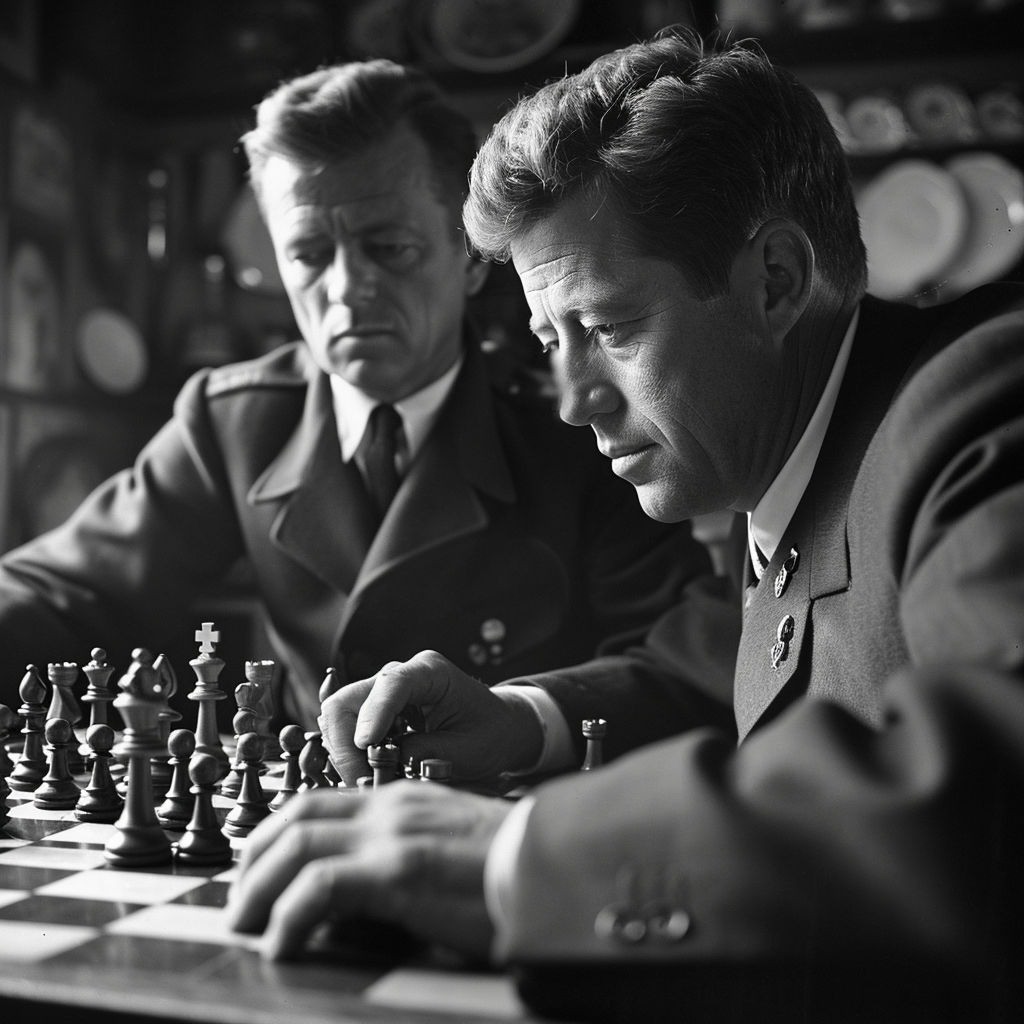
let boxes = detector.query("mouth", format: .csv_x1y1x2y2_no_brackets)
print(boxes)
601,442,657,476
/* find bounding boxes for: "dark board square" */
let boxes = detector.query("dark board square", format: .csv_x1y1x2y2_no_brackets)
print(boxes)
0,862,78,889
49,932,239,974
0,893,146,927
170,880,231,908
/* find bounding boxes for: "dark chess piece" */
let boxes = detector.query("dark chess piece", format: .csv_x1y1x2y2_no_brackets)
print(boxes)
0,703,18,781
420,758,453,784
104,648,173,867
47,662,86,775
158,729,197,831
270,724,304,811
75,724,124,823
150,653,181,801
238,659,279,760
34,718,81,810
175,752,232,866
188,622,230,779
581,718,607,771
223,733,270,838
80,648,118,770
220,710,259,800
368,743,400,788
297,732,330,793
10,667,49,792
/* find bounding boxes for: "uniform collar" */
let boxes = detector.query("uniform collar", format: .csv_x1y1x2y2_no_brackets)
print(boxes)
748,305,860,577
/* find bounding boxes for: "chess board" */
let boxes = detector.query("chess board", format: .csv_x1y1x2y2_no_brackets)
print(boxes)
0,764,531,1024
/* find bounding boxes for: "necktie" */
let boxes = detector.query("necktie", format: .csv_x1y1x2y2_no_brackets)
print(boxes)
356,403,402,519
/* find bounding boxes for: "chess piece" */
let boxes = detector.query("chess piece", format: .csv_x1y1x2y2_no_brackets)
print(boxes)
47,662,86,775
158,729,197,831
0,703,18,780
10,666,48,792
75,724,124,823
188,622,230,778
237,659,279,760
269,724,304,811
223,733,270,838
104,648,173,867
319,668,344,785
581,718,607,771
150,653,181,801
34,718,81,810
175,752,232,866
80,648,118,767
367,743,400,787
297,731,330,792
420,758,453,784
220,709,259,800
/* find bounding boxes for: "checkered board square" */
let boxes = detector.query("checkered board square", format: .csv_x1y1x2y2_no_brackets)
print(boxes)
1,769,527,1023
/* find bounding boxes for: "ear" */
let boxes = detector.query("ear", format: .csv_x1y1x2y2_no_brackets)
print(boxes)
464,256,490,297
731,219,813,351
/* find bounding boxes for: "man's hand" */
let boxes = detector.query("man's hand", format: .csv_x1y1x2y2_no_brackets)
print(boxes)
318,651,544,786
225,782,514,961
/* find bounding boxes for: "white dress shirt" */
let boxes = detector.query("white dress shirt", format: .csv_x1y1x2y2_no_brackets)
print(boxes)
330,355,464,480
485,305,862,936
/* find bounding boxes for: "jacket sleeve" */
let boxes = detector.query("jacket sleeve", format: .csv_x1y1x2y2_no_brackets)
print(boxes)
0,370,244,704
497,310,1024,1017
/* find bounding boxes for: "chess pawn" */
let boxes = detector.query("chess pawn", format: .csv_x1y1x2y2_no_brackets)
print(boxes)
34,718,81,810
367,743,400,788
0,703,18,780
175,752,232,866
223,733,270,838
220,709,259,800
420,758,453,784
297,732,330,793
581,718,607,771
10,666,49,792
150,653,181,801
157,729,197,831
269,724,304,811
188,623,229,778
104,648,173,867
75,724,124,823
47,662,86,775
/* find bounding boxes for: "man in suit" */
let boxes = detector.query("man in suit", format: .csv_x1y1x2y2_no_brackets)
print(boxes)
226,34,1024,1020
0,60,709,732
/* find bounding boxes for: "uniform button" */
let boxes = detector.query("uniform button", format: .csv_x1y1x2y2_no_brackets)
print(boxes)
481,618,506,643
778,614,795,642
643,903,691,944
468,643,487,666
594,903,645,944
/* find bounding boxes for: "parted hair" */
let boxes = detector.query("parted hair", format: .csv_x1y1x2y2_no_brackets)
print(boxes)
243,60,477,230
464,31,867,303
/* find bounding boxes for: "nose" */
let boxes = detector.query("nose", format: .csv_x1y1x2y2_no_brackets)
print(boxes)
326,244,377,306
556,349,620,427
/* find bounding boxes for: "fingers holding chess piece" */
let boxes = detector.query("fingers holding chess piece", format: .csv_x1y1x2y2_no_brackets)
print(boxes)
367,742,400,788
34,718,81,810
158,729,197,831
75,724,124,823
175,752,232,866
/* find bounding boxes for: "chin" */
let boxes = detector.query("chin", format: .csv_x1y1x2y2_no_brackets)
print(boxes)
635,485,691,524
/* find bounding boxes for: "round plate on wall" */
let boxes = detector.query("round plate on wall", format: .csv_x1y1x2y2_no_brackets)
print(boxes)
75,308,149,395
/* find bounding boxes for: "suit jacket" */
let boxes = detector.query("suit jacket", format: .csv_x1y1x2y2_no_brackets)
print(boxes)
501,286,1024,1021
0,338,708,727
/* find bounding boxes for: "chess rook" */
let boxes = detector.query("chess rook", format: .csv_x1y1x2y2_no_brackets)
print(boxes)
581,718,607,771
175,752,233,866
47,662,86,775
158,728,197,831
34,718,81,810
188,621,230,778
75,723,124,823
237,659,279,760
104,648,173,867
10,666,48,792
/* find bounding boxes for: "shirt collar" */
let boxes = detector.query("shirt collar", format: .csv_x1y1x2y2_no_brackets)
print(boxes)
331,354,464,464
747,305,860,577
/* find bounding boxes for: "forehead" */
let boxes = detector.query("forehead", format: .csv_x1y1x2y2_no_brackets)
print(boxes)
260,126,449,230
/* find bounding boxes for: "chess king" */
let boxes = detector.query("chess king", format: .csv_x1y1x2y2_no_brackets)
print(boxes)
0,60,719,734
230,32,1024,1022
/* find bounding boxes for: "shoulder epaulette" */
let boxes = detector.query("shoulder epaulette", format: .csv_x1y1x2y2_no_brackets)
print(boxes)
204,343,311,398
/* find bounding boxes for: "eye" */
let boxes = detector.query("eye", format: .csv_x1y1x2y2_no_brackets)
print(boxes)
366,240,420,271
287,242,332,269
537,337,558,355
585,323,617,345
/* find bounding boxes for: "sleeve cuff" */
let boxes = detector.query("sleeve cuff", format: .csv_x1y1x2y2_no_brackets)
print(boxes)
483,793,536,939
492,685,577,775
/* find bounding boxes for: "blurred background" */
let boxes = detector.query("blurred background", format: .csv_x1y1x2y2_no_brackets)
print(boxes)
0,0,1020,637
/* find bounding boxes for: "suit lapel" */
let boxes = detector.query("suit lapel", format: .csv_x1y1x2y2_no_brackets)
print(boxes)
248,369,378,594
337,342,517,638
734,297,934,740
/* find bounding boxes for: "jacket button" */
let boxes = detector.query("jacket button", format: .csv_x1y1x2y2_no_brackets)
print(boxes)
643,902,691,943
481,618,506,642
468,643,488,666
594,903,646,944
